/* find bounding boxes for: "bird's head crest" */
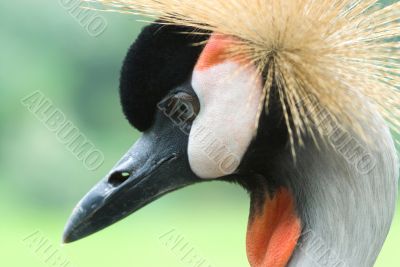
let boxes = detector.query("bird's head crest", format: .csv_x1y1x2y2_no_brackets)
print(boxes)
92,0,400,155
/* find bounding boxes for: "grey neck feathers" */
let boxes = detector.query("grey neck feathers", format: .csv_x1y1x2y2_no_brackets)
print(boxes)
276,112,399,267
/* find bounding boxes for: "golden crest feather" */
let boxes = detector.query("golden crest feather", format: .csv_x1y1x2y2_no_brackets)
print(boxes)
90,0,400,153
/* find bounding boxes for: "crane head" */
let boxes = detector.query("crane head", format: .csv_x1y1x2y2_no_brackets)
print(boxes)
63,23,288,243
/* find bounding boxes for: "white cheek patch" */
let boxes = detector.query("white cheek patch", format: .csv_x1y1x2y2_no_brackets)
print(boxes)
188,61,263,179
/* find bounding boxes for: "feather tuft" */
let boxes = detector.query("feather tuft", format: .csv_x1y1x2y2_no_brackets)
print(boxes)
90,0,400,153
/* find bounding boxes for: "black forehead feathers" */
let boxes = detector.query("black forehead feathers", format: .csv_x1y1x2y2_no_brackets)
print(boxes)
120,22,210,131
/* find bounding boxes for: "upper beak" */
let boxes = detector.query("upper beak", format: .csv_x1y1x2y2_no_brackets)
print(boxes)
63,116,199,243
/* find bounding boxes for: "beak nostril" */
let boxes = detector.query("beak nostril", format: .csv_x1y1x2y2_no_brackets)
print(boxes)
108,171,131,187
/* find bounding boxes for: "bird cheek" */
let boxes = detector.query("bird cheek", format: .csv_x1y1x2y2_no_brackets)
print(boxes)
188,34,264,179
188,62,263,179
187,126,242,179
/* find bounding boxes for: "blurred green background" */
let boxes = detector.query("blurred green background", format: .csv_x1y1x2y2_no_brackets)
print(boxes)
1,1,399,267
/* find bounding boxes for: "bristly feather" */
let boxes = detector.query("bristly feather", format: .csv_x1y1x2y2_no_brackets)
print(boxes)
89,0,400,155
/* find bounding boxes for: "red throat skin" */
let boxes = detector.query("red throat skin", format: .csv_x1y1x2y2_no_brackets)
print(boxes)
246,188,301,267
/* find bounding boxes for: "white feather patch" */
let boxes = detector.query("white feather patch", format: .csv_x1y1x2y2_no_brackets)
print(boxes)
188,61,263,179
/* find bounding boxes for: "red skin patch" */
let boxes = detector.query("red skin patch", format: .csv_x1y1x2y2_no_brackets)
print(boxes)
195,34,240,70
247,188,301,267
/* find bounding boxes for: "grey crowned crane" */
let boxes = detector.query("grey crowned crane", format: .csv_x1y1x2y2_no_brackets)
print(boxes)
63,1,400,266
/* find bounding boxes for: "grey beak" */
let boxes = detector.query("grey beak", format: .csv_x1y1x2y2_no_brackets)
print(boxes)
63,99,201,243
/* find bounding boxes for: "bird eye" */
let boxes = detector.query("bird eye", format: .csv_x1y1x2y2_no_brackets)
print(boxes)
158,92,200,125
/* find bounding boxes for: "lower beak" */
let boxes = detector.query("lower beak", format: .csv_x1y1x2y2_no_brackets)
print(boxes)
63,130,199,243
